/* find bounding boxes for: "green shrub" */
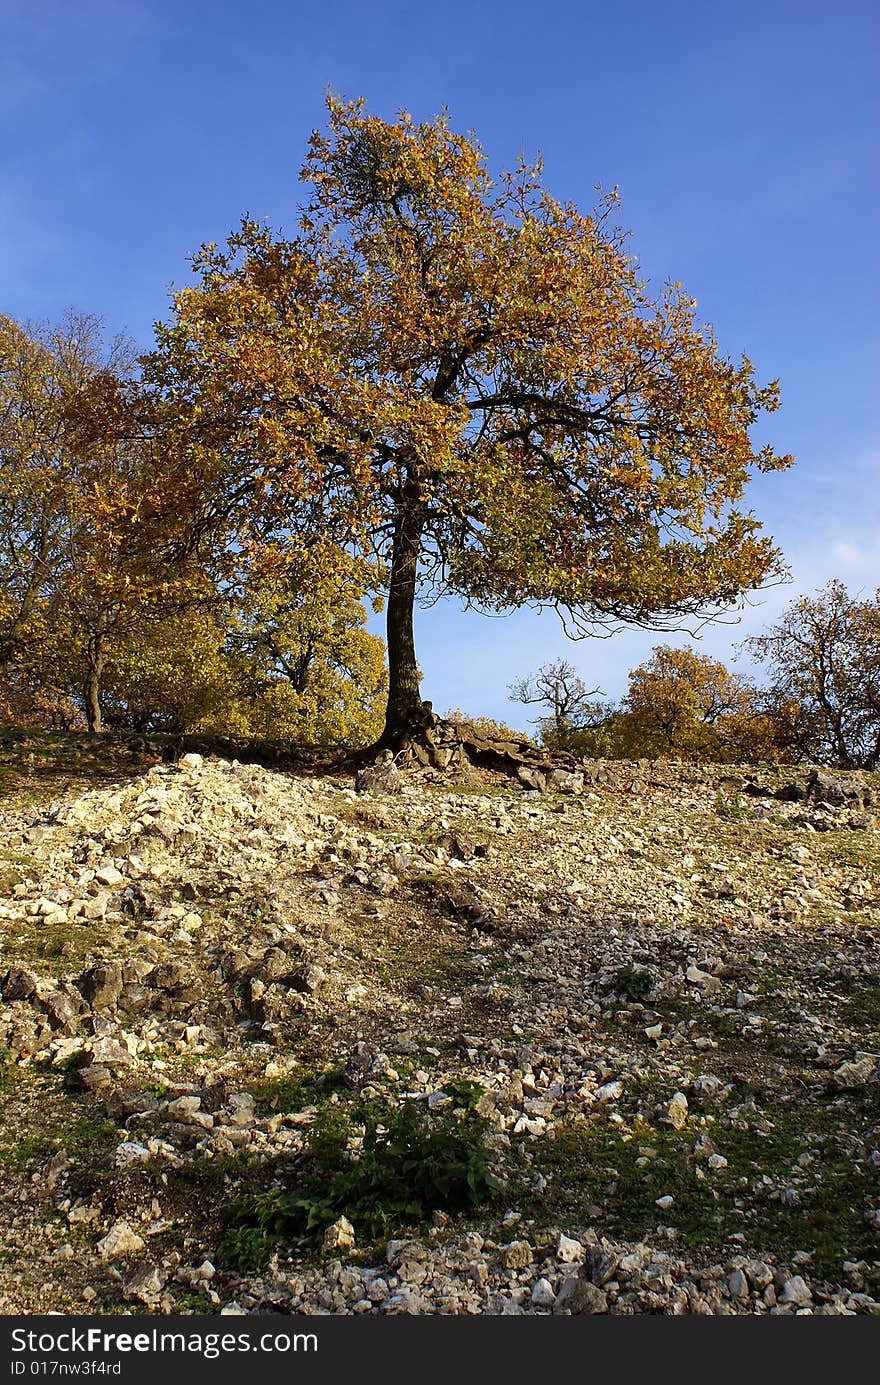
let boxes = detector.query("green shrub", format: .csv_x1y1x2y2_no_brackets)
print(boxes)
614,965,654,1002
0,1046,15,1090
220,1186,335,1271
220,1096,499,1270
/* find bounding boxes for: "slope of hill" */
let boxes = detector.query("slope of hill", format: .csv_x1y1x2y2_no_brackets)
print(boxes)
0,737,878,1314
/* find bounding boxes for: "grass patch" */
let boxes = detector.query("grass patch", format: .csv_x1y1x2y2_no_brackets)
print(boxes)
837,981,880,1029
7,918,99,967
250,1065,347,1116
0,848,38,893
525,1090,880,1286
220,1094,501,1271
0,1108,118,1170
817,829,880,872
614,966,655,1003
713,789,749,821
0,1046,19,1092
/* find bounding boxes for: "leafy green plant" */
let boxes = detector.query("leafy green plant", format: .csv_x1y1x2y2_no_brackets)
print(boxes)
251,1065,347,1116
220,1186,335,1271
614,966,654,1002
326,1098,499,1228
220,1096,500,1270
0,1046,16,1091
441,1078,486,1111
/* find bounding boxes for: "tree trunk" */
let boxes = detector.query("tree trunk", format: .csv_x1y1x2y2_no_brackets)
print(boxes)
382,492,429,747
84,633,105,734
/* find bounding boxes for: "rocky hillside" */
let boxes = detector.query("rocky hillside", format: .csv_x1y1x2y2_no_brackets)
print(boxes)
0,736,878,1315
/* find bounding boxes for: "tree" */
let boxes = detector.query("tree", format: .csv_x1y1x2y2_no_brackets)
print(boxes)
0,311,386,742
725,687,815,764
99,609,234,734
146,97,792,748
622,644,762,758
0,312,208,732
96,558,387,745
747,582,880,769
221,562,387,745
444,707,527,742
509,658,610,749
0,312,109,682
507,645,804,762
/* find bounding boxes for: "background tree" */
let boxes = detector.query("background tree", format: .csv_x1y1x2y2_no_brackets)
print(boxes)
747,582,880,769
507,643,803,762
509,658,610,750
71,582,388,745
147,96,792,748
722,687,815,764
444,707,527,741
0,312,216,732
621,644,761,759
220,560,387,745
0,312,388,743
98,609,234,734
0,312,110,693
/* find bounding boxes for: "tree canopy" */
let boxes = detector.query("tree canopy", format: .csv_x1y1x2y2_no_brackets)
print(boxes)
0,310,205,731
511,644,788,763
623,645,754,754
0,311,385,743
147,96,793,745
748,582,880,769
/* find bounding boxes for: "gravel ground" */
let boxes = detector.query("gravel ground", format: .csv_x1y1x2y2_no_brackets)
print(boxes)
0,739,878,1315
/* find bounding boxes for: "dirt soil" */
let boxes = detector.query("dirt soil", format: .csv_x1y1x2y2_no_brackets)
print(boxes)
0,731,878,1315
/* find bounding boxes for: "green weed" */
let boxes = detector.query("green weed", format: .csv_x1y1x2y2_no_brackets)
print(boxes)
220,1096,500,1270
615,966,655,1002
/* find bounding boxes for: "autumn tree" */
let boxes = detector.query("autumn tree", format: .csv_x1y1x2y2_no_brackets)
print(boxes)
0,312,106,687
747,582,880,769
98,609,233,733
444,707,527,741
0,312,210,732
146,97,792,748
726,687,815,764
620,644,763,758
92,551,387,744
220,558,387,745
0,310,386,742
509,658,610,749
507,644,804,762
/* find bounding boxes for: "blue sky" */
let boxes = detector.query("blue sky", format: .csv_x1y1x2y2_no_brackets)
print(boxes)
2,0,878,729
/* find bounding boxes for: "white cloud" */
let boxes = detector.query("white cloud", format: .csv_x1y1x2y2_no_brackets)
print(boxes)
786,528,880,598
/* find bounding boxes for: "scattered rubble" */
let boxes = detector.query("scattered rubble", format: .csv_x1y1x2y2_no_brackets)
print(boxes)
0,745,877,1314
